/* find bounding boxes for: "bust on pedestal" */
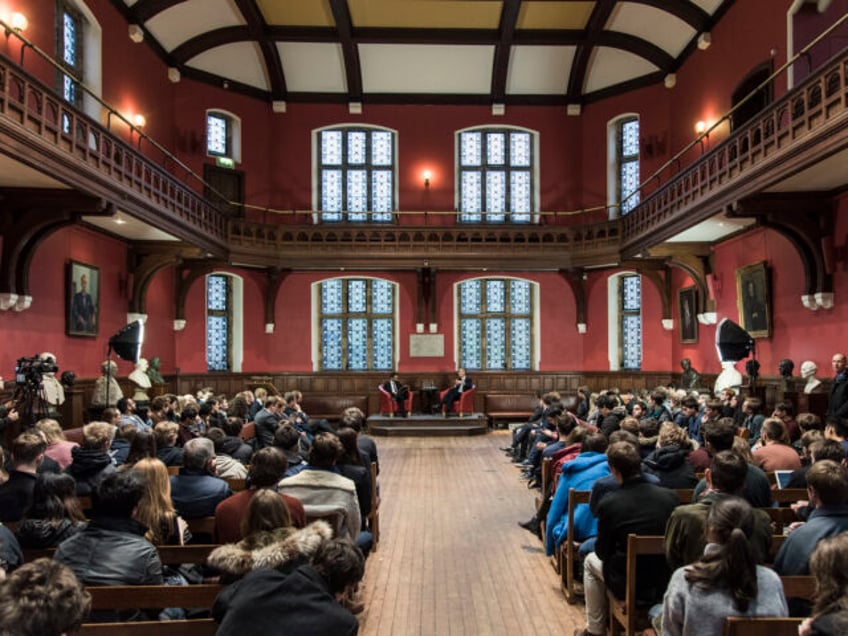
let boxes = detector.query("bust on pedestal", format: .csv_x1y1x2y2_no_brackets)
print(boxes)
129,358,152,404
92,360,123,407
801,360,823,394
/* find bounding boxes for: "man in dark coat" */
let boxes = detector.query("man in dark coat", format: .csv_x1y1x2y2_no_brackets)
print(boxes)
827,353,848,419
213,538,364,636
0,433,45,522
382,371,409,417
253,396,284,448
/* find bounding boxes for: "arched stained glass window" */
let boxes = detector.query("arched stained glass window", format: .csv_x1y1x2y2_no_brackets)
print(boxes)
319,278,396,370
620,274,642,370
617,117,640,215
457,278,534,370
206,274,231,371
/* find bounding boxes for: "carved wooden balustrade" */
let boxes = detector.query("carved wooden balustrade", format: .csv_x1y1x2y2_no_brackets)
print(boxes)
0,53,227,255
227,219,623,269
622,48,848,257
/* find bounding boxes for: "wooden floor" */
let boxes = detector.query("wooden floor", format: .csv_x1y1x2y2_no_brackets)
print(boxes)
358,430,584,636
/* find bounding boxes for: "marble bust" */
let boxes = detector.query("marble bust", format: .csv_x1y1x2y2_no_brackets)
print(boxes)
92,360,123,406
801,360,823,394
128,358,152,403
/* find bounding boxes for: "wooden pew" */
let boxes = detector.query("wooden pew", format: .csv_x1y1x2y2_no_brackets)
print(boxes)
24,545,219,565
87,584,221,610
780,575,816,600
536,457,553,511
186,517,217,538
367,461,380,549
226,478,246,492
672,489,694,504
560,488,592,604
722,617,804,636
79,619,217,636
607,534,665,636
772,488,807,504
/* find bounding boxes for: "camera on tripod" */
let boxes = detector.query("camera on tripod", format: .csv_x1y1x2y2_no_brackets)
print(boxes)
15,355,58,388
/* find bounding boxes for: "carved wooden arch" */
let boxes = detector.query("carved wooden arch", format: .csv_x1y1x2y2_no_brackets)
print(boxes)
558,269,587,329
734,194,834,296
665,257,710,314
264,268,290,327
127,244,203,315
0,190,106,296
174,260,230,321
620,260,672,321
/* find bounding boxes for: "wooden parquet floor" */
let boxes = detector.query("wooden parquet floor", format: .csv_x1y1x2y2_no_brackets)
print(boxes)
357,430,584,636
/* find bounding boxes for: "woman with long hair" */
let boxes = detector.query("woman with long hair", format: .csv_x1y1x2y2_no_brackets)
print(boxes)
16,473,86,548
799,533,848,635
120,430,157,470
35,418,78,470
131,457,189,545
335,427,373,525
661,497,787,636
207,488,332,583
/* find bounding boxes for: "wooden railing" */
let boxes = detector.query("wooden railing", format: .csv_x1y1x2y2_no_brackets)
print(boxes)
622,48,848,253
0,53,228,253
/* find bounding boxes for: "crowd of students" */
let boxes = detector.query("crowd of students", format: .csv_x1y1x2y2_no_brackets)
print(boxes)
507,385,848,636
0,388,379,634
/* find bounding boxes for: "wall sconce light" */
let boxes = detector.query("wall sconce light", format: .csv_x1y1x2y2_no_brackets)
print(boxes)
128,24,144,43
697,33,711,50
423,170,431,189
695,120,707,135
132,114,146,128
10,12,28,32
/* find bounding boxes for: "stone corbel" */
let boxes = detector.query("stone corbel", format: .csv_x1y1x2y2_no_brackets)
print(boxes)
559,268,588,333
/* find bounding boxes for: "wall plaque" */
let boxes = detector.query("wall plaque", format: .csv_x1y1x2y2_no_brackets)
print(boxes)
410,334,444,357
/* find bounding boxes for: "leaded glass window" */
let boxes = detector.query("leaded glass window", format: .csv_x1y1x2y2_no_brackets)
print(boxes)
207,113,231,157
318,127,396,223
319,278,396,370
206,274,232,371
56,1,84,133
618,117,640,215
457,278,534,370
620,274,642,370
458,128,535,223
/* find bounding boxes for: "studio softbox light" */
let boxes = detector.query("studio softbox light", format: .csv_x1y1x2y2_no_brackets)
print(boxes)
715,318,753,362
108,320,144,363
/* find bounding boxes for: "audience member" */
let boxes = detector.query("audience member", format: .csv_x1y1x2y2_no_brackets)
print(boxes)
154,421,183,466
15,473,86,549
335,427,373,526
824,416,848,455
773,401,801,443
132,458,190,545
254,396,284,448
215,447,306,544
120,429,157,470
177,406,205,445
220,417,253,464
213,538,365,635
661,498,788,636
642,422,697,488
787,436,842,489
108,423,136,466
65,422,117,497
0,433,46,522
741,397,765,446
116,397,148,432
799,532,848,635
206,428,248,480
34,419,77,470
169,437,232,519
274,423,309,476
753,418,802,471
0,558,90,636
341,407,378,472
0,522,22,575
55,471,163,585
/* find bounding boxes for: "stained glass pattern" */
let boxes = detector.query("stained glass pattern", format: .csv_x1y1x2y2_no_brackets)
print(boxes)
458,278,534,370
622,275,641,311
621,119,640,156
319,278,396,371
511,319,532,369
373,319,393,370
347,279,367,312
319,127,395,222
207,114,228,156
372,280,393,314
321,319,343,370
461,318,482,369
618,118,640,215
620,162,640,214
621,275,642,370
207,275,228,311
206,316,229,371
63,13,77,65
458,127,535,223
486,318,506,369
63,75,76,107
486,280,505,312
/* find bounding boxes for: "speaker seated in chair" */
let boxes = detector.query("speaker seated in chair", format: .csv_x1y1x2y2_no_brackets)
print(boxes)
438,386,476,417
378,384,414,417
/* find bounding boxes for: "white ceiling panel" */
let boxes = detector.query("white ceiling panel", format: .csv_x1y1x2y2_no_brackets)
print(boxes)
83,213,179,242
278,42,347,93
0,155,70,188
692,0,725,15
359,44,494,94
584,47,659,94
665,215,754,243
507,46,575,95
608,3,695,58
187,42,270,90
145,0,245,53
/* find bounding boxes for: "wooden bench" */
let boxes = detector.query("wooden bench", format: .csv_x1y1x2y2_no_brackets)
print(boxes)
560,488,592,603
24,545,219,565
79,619,217,635
367,461,380,550
484,393,537,429
723,617,804,636
772,488,807,504
87,584,222,611
780,575,816,600
299,394,368,422
608,534,665,636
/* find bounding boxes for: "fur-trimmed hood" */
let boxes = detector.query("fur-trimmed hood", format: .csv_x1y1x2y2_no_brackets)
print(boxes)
207,520,333,576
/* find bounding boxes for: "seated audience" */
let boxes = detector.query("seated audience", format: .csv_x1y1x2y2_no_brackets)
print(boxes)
787,436,843,489
274,423,309,476
793,412,824,456
119,429,157,470
774,460,848,576
773,401,801,443
0,433,46,522
753,418,802,471
646,389,672,423
799,532,848,635
664,451,772,571
15,473,86,549
0,558,91,636
335,427,373,526
576,441,678,636
824,416,848,456
741,397,766,446
116,397,148,432
661,497,788,636
132,458,190,545
170,437,232,519
108,423,136,467
0,522,22,575
638,417,660,459
55,471,163,585
215,447,306,544
178,406,205,445
254,396,284,448
207,428,248,480
642,422,698,488
65,422,117,497
35,419,77,470
154,421,183,466
220,417,253,464
208,488,331,583
213,538,365,635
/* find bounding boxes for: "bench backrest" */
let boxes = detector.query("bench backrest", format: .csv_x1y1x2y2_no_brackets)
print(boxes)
723,617,803,636
87,584,221,610
79,619,218,635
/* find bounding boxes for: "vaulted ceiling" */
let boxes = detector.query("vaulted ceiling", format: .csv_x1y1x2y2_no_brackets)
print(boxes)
111,0,735,105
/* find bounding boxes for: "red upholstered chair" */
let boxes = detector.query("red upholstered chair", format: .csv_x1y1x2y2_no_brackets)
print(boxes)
438,386,476,417
378,385,414,416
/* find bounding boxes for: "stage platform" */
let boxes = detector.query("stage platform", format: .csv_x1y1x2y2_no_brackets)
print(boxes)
367,413,488,437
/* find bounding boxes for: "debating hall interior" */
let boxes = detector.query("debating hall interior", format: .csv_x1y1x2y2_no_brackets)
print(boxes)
0,0,847,634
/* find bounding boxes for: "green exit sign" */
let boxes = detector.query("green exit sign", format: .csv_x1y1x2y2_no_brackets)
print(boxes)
216,157,234,169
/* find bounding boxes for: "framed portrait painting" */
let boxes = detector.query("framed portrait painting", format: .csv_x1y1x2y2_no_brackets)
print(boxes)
66,260,100,337
678,286,698,344
736,261,771,339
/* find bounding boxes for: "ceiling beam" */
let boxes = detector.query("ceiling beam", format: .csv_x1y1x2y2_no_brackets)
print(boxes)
329,0,363,102
235,0,288,99
566,0,616,102
490,0,522,103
